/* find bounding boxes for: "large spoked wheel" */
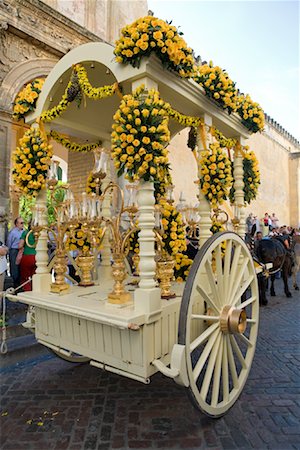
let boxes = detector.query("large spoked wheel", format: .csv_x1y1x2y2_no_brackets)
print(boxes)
178,231,259,417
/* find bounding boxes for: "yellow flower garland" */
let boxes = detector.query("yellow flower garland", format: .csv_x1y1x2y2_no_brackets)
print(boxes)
194,62,238,114
49,130,101,153
164,103,203,128
114,16,195,78
40,78,73,123
13,78,45,121
111,86,170,182
210,126,236,149
12,126,53,197
200,142,233,207
74,65,120,99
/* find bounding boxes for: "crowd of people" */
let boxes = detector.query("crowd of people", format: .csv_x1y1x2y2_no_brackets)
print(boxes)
0,216,36,295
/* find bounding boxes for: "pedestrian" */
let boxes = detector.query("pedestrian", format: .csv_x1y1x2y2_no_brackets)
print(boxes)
0,240,8,298
6,217,24,288
271,213,279,229
254,231,263,255
18,222,36,291
246,213,253,234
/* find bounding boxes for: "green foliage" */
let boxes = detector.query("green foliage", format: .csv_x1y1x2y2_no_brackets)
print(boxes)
19,183,67,226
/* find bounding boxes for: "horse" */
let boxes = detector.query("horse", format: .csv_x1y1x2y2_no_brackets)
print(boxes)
256,237,293,304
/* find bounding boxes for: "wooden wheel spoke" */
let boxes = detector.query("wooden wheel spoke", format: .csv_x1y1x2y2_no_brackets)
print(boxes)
229,335,247,369
222,336,229,403
238,295,256,310
237,333,253,348
190,322,219,352
226,335,239,389
225,244,241,302
231,273,254,307
200,333,222,401
211,335,224,407
196,285,220,313
223,239,233,290
191,314,220,322
193,328,220,381
246,318,257,324
227,254,247,303
205,260,221,307
215,245,224,294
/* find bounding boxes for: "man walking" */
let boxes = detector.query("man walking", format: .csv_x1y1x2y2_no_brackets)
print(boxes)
0,240,8,298
6,217,24,289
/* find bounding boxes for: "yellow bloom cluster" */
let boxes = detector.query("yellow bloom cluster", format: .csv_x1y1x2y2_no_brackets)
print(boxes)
74,65,118,99
174,252,193,282
49,130,101,153
200,142,233,207
160,198,186,257
114,16,195,77
210,126,236,149
13,78,45,121
65,224,104,253
237,94,265,133
229,149,260,205
194,62,238,114
111,86,170,182
12,126,53,197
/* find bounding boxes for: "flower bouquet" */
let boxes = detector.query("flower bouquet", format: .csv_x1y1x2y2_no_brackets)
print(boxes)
111,85,170,182
229,149,260,205
12,126,53,197
114,16,195,77
13,78,44,121
237,94,265,133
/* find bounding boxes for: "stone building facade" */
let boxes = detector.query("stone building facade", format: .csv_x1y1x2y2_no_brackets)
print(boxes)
0,0,299,243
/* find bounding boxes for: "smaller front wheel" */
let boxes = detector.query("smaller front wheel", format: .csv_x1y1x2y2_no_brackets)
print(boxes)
50,348,90,364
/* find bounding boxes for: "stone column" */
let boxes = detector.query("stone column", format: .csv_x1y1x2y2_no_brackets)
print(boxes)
134,181,161,315
32,188,52,292
197,115,212,248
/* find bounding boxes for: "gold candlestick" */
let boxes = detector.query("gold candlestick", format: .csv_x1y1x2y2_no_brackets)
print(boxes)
156,255,176,299
108,254,131,304
76,253,95,287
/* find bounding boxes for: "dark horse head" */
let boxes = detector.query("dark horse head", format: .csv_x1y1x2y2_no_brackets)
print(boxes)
256,238,292,304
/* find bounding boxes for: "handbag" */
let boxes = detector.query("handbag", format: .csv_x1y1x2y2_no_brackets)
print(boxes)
16,248,24,265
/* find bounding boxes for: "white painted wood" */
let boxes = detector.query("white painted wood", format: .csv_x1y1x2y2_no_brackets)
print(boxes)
32,188,52,292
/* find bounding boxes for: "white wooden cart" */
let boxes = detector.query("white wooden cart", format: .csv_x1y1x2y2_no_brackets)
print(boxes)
7,42,259,418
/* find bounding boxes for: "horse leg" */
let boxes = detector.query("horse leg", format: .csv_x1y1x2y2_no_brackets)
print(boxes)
258,274,268,305
270,273,276,296
282,262,292,298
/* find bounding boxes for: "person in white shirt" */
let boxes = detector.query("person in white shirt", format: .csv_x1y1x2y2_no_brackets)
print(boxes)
0,241,8,298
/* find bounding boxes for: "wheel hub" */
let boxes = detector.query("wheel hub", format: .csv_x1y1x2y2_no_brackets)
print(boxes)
220,305,247,334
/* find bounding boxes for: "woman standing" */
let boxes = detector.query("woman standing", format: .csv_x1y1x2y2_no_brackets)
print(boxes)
19,223,36,291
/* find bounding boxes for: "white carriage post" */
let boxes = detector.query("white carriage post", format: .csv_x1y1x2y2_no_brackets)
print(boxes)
197,115,212,248
32,188,52,292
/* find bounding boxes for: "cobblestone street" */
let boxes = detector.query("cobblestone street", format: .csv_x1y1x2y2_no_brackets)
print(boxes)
1,281,299,450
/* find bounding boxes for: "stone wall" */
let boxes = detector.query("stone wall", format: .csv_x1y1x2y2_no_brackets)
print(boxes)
41,0,148,43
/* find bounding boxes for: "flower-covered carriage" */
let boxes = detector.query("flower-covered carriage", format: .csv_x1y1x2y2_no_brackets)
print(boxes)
8,16,264,417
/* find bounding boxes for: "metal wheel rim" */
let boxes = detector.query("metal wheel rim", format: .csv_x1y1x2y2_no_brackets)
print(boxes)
178,231,259,417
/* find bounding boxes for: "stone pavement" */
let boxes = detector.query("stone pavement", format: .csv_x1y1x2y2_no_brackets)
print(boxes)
0,280,299,450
